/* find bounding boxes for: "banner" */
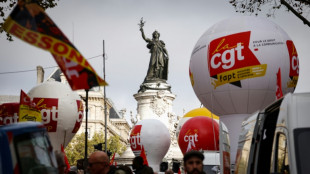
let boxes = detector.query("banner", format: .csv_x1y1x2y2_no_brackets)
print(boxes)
19,90,42,122
3,1,107,90
61,144,70,173
110,152,116,166
0,103,20,125
276,68,283,99
140,145,149,166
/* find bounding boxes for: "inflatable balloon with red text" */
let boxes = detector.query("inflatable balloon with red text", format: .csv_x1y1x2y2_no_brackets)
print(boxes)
28,81,83,151
189,16,299,163
130,119,170,172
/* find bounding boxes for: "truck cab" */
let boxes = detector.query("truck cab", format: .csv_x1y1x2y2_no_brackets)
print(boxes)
234,92,310,174
0,122,58,174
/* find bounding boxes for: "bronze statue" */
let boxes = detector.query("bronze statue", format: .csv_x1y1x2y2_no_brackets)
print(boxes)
139,18,169,82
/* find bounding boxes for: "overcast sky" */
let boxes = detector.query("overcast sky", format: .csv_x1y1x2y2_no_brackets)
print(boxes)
1,0,309,119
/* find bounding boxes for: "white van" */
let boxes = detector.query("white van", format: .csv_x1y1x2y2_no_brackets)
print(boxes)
234,92,310,174
203,151,220,174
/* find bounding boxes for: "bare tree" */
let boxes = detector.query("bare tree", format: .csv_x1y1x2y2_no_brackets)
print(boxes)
229,0,310,27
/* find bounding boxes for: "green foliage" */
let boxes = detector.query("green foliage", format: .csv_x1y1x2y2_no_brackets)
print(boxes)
64,132,127,166
0,0,59,41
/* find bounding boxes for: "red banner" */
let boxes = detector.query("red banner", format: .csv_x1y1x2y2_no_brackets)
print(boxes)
19,90,42,122
276,68,283,99
140,145,149,166
110,153,116,166
0,103,19,125
3,1,107,90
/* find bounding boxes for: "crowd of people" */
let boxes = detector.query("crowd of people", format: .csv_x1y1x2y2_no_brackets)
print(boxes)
57,150,206,174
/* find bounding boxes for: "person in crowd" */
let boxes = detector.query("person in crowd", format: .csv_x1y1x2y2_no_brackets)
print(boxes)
55,151,67,174
117,165,133,174
183,150,206,174
132,156,154,174
165,169,174,174
88,151,115,174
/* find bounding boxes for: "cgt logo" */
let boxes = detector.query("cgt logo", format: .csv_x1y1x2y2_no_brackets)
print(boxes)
33,98,59,132
72,100,84,133
208,31,266,88
130,125,142,150
286,40,299,88
184,133,198,143
210,42,245,70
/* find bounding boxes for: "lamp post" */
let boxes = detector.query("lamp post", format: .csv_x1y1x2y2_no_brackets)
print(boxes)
103,40,108,153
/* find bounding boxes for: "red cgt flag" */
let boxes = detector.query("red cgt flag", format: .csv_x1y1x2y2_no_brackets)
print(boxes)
110,152,116,166
140,145,149,166
276,68,283,99
3,1,107,90
19,90,41,122
61,144,70,173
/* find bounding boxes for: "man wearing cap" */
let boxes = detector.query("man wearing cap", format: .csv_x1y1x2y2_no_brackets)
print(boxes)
183,150,206,174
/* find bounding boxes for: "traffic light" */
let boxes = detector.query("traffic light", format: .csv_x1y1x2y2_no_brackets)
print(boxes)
94,143,103,151
107,150,112,157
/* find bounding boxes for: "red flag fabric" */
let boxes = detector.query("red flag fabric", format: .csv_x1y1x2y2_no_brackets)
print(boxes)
276,68,283,99
61,144,70,173
3,1,107,90
110,152,116,166
140,145,149,166
178,167,181,174
0,103,20,125
19,90,41,122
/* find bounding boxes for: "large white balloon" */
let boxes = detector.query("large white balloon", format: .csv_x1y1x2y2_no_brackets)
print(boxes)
28,81,83,151
189,16,299,163
190,16,298,116
130,119,170,172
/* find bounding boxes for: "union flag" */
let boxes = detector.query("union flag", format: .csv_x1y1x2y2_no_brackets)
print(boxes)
140,145,149,166
3,0,107,90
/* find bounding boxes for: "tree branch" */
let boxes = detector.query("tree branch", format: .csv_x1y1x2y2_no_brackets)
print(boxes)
281,0,310,27
295,0,310,5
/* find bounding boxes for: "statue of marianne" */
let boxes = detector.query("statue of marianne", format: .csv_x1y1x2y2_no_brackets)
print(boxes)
139,18,169,82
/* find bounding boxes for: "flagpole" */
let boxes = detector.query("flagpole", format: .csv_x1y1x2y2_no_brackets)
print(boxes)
84,89,89,174
103,40,108,152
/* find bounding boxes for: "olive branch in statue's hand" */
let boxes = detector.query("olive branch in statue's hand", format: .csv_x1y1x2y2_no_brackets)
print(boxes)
138,17,145,30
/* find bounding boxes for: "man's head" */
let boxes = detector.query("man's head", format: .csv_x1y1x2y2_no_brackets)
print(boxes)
183,150,204,174
165,169,174,174
132,156,144,170
88,151,110,174
55,151,66,174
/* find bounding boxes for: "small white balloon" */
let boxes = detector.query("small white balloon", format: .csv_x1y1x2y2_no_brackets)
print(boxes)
130,119,170,172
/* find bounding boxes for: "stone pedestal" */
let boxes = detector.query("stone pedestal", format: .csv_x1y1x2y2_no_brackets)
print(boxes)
133,81,184,171
133,81,175,129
